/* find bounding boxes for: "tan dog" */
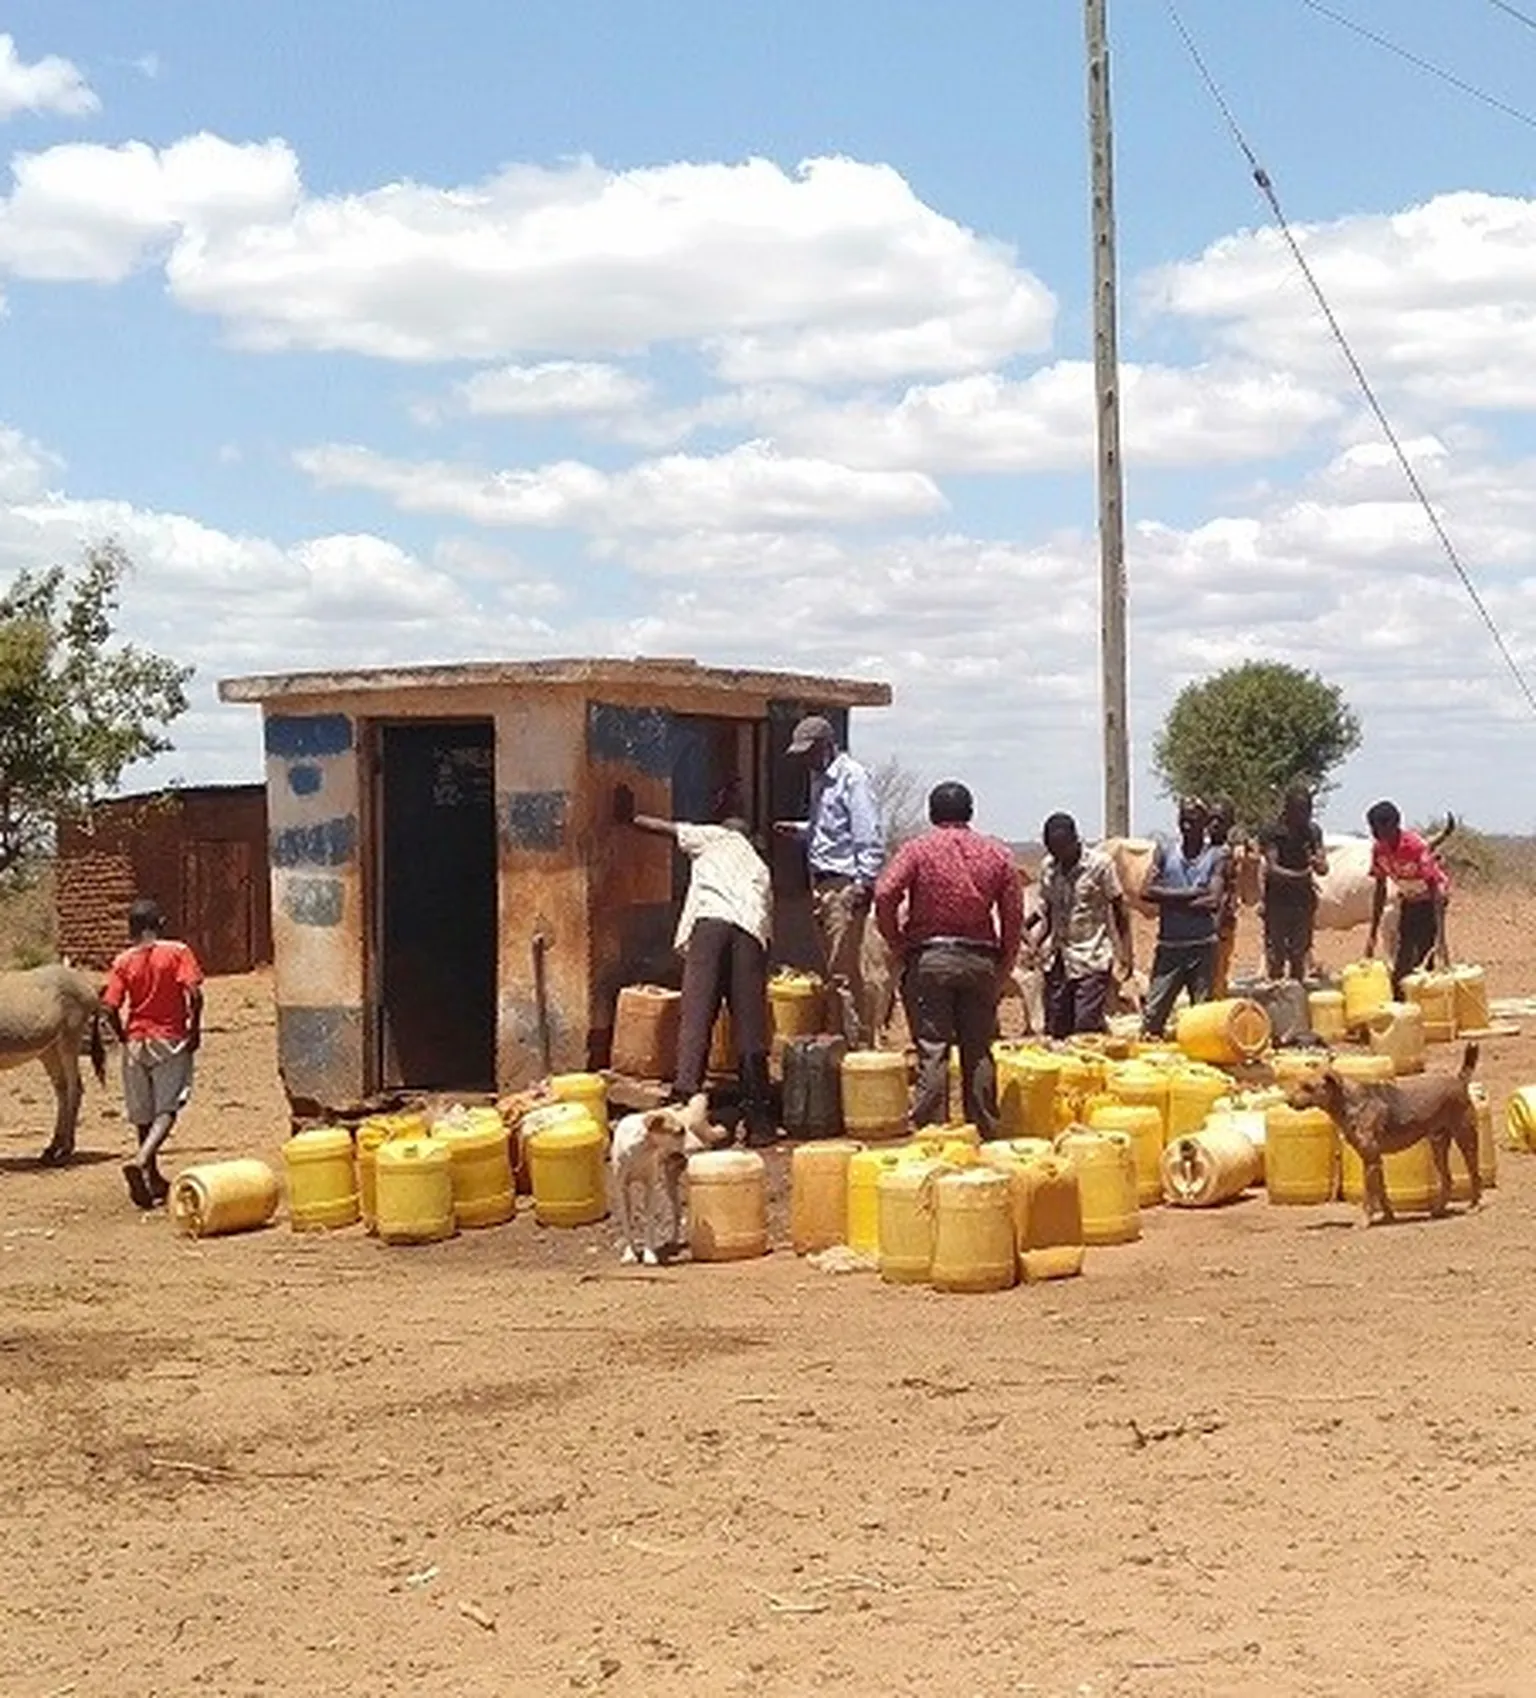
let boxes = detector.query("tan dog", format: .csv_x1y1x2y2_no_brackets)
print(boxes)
1288,1043,1481,1225
610,1100,725,1264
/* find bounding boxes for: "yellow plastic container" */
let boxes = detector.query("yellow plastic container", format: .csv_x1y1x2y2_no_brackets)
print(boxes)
847,1146,907,1256
1086,1102,1163,1207
171,1159,280,1238
1053,1050,1107,1129
526,1109,608,1227
375,1137,457,1244
1339,1136,1437,1214
1507,1085,1536,1152
1330,1051,1396,1086
611,983,683,1079
768,971,825,1044
1367,1001,1426,1076
840,1050,909,1142
791,1139,860,1253
1175,998,1271,1065
978,1137,1055,1173
1450,1084,1495,1202
1009,1155,1086,1282
1054,1128,1140,1246
930,1169,1017,1293
1404,971,1457,1045
1167,1065,1231,1139
1106,1062,1172,1143
1341,960,1392,1031
1264,1104,1337,1204
877,1159,940,1284
550,1072,610,1136
1161,1126,1262,1207
1451,965,1490,1035
1307,989,1347,1044
1270,1050,1327,1090
282,1127,360,1232
993,1044,1061,1141
687,1149,768,1260
356,1112,428,1232
433,1110,516,1229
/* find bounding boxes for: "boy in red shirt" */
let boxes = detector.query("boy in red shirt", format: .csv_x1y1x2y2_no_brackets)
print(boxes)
102,898,205,1208
1364,801,1449,996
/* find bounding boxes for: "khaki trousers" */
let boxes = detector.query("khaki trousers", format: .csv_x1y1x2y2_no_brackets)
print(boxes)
813,880,875,1050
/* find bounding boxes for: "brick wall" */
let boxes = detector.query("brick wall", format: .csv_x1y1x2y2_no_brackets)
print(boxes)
55,786,271,973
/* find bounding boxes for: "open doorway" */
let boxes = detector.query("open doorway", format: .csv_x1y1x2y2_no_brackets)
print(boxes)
372,720,497,1091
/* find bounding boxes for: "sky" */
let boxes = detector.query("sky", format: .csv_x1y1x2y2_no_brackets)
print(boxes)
4,0,1536,838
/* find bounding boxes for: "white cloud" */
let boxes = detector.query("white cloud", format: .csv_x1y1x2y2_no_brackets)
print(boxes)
764,362,1339,473
154,151,1053,374
1147,191,1536,414
455,360,651,418
0,133,299,281
0,425,62,500
296,439,946,532
0,35,98,121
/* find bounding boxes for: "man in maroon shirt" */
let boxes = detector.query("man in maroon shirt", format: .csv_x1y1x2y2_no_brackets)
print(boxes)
875,781,1022,1134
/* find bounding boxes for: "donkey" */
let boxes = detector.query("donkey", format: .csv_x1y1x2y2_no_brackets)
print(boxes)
0,965,107,1163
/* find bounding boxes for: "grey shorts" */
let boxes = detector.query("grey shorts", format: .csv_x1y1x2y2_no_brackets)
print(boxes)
122,1039,195,1126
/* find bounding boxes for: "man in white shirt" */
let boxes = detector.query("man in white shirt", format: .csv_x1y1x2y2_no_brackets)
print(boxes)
616,788,776,1145
773,715,885,1048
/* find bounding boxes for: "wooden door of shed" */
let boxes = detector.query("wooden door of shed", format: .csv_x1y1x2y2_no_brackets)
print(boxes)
182,839,254,975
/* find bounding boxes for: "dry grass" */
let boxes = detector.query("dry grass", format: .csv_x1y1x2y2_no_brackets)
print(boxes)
0,862,57,968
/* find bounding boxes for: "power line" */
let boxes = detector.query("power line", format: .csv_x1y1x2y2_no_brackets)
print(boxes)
1293,0,1536,132
1488,0,1536,35
1164,0,1536,720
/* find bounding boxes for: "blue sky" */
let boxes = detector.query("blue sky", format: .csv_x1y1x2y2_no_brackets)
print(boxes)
3,1,1536,835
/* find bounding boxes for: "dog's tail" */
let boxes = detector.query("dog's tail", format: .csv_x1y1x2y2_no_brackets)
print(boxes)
1459,1042,1480,1081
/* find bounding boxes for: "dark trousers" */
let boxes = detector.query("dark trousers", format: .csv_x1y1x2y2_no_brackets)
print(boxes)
909,943,999,1135
1141,941,1216,1038
1393,900,1439,998
1264,897,1315,982
675,918,769,1101
1044,962,1111,1040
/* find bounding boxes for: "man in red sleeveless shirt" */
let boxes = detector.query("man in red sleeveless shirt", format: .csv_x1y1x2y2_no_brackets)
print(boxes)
875,781,1022,1134
102,898,205,1208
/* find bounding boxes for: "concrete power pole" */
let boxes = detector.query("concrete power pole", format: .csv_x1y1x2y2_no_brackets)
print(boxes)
1085,0,1131,837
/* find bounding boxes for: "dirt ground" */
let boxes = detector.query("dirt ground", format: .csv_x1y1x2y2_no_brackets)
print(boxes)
6,893,1536,1698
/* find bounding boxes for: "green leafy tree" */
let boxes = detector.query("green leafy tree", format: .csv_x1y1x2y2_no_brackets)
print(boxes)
1152,661,1361,831
0,542,192,873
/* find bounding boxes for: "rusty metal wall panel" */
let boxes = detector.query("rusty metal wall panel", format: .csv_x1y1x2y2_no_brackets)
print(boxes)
181,839,254,976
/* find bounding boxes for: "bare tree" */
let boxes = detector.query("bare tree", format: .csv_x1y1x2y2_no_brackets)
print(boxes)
869,755,927,853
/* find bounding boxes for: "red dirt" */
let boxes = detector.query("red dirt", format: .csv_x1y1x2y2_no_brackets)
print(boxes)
4,891,1536,1698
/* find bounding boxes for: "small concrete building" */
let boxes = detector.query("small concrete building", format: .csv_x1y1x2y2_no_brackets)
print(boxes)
218,659,890,1111
56,784,272,975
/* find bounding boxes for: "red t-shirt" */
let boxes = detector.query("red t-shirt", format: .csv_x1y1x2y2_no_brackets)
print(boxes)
103,940,205,1041
1369,829,1449,902
874,825,1024,962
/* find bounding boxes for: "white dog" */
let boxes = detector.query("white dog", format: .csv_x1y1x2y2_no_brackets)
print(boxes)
610,1101,722,1264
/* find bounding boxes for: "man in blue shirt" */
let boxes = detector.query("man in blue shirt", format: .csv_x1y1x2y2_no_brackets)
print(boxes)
1141,797,1228,1039
775,715,885,1048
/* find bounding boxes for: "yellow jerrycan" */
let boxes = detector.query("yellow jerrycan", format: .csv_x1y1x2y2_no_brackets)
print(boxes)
171,1159,280,1238
549,1072,610,1136
876,1158,940,1284
840,1050,909,1141
1106,1061,1172,1144
1175,998,1271,1066
1086,1102,1164,1208
1009,1155,1085,1283
1264,1104,1337,1205
433,1107,516,1229
1367,1002,1427,1076
1506,1085,1536,1152
1403,971,1457,1045
768,970,825,1044
1054,1128,1139,1246
847,1146,909,1257
1450,965,1490,1035
1330,1052,1395,1086
790,1139,860,1253
1166,1064,1231,1140
282,1127,360,1233
1161,1126,1261,1207
525,1109,608,1227
1341,960,1392,1031
929,1169,1017,1294
1307,989,1347,1044
687,1149,768,1261
375,1137,457,1245
1339,1137,1436,1214
992,1043,1061,1140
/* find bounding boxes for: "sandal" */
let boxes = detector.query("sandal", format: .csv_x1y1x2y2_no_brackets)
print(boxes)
121,1164,155,1210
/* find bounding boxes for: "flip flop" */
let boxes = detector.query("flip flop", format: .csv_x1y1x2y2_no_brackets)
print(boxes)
148,1172,171,1205
121,1163,155,1210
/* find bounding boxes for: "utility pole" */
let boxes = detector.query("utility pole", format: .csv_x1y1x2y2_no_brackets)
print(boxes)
1085,0,1131,838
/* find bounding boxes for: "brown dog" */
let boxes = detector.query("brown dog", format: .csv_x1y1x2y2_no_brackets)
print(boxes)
1288,1043,1482,1225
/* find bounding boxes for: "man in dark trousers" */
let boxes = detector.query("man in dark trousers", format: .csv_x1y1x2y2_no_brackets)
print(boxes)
615,790,775,1145
102,897,205,1208
1141,798,1227,1039
1365,799,1450,996
1033,811,1134,1039
874,781,1021,1134
1260,784,1329,981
